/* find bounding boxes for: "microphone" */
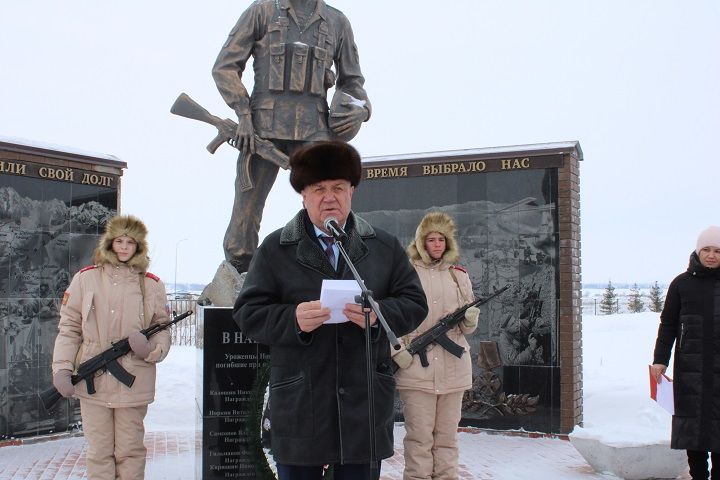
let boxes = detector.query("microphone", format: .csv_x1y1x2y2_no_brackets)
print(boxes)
323,217,348,243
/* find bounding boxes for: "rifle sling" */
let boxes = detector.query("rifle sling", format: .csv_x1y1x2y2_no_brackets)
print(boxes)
139,272,152,329
448,267,472,305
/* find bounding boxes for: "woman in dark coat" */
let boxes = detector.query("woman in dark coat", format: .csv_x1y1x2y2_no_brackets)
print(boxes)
651,226,720,480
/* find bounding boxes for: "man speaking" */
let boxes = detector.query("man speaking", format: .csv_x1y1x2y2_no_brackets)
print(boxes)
234,141,427,479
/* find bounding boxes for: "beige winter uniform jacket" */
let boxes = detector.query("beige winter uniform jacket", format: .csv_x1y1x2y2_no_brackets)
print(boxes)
52,264,170,408
395,259,476,394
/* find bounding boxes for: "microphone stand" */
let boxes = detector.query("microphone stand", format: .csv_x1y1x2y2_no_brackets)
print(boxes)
335,237,400,477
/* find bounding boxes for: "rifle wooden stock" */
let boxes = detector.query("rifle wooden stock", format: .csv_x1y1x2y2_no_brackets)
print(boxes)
393,284,511,372
40,310,193,412
171,93,226,129
170,92,289,191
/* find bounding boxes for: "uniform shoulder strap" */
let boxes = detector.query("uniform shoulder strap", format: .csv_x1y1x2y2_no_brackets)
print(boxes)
448,265,471,305
139,273,151,328
145,272,160,282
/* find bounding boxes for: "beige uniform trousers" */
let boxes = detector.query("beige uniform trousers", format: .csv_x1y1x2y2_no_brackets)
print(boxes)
80,400,148,480
399,389,464,480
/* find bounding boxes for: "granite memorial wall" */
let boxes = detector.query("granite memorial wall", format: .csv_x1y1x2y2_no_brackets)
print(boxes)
0,138,126,439
352,141,583,434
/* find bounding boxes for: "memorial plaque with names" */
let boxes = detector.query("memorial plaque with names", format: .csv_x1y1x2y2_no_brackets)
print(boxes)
197,307,270,479
353,142,583,434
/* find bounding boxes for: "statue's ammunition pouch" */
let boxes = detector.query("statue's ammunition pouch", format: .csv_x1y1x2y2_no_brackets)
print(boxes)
269,44,286,92
267,12,331,97
289,43,309,92
310,47,328,95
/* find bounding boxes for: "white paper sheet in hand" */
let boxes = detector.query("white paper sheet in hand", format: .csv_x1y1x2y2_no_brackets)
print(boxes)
655,376,674,415
649,365,674,415
320,280,361,324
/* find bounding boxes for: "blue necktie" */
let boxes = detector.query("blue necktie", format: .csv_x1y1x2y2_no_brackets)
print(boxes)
320,236,336,269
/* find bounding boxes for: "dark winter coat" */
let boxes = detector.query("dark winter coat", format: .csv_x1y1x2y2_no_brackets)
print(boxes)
234,210,427,465
653,252,720,452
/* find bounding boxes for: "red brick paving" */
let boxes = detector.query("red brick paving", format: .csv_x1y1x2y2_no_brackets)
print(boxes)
0,428,692,479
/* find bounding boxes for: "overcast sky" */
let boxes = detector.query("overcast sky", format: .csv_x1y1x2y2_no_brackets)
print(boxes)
1,0,718,288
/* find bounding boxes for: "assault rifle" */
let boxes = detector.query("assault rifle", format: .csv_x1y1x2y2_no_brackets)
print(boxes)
40,310,194,411
392,284,511,372
170,92,289,192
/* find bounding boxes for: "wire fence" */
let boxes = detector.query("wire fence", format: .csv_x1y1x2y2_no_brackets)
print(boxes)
582,298,623,315
581,297,662,315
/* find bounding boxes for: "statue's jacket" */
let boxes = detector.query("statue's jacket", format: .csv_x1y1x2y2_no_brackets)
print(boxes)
213,0,371,142
234,210,427,465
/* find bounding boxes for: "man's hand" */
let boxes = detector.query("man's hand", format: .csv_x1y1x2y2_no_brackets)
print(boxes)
343,302,376,329
230,113,255,154
329,102,368,137
296,300,331,333
53,369,75,398
650,363,667,383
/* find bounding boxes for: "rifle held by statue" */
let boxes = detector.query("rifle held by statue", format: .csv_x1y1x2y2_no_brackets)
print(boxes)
170,92,289,192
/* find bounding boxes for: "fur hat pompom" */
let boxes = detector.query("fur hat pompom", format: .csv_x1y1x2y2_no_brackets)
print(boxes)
407,211,460,265
696,226,720,254
289,141,362,193
94,214,150,271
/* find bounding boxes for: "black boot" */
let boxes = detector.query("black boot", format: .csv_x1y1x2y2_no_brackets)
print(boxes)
688,450,709,480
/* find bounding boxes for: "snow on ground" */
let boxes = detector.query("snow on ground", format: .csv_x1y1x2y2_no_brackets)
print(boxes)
148,312,672,434
1,311,676,479
144,346,199,432
146,311,674,456
575,312,672,447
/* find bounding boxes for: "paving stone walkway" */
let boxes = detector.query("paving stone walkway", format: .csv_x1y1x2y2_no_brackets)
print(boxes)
0,428,691,479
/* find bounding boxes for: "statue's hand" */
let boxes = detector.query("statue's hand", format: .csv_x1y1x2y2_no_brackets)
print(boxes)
329,102,368,136
231,113,255,155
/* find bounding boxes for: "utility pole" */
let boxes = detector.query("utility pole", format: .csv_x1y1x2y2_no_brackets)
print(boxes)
174,238,188,298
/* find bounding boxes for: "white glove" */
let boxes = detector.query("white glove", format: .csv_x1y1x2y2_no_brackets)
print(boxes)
463,306,480,328
393,349,413,370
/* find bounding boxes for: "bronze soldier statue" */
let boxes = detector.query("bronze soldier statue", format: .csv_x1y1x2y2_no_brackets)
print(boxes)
213,0,371,273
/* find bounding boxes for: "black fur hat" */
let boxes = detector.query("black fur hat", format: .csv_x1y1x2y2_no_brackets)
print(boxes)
289,141,362,193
